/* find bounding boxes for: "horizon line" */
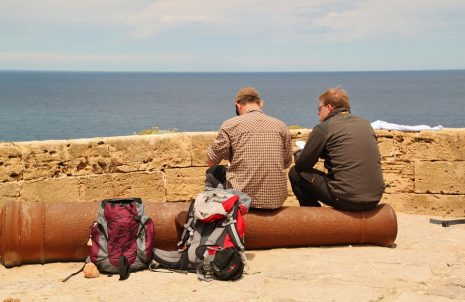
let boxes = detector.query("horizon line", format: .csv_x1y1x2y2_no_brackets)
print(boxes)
1,68,465,74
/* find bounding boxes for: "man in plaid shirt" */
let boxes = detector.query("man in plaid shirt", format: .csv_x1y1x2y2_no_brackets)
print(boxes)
207,87,292,209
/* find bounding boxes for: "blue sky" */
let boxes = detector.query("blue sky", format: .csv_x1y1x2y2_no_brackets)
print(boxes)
1,0,464,72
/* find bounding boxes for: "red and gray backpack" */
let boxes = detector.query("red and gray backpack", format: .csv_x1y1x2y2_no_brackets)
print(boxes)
152,188,251,281
89,198,154,280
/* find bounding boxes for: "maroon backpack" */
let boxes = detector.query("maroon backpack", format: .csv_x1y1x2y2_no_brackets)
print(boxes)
89,198,154,280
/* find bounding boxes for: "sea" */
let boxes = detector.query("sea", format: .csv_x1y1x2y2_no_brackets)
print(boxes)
1,70,464,142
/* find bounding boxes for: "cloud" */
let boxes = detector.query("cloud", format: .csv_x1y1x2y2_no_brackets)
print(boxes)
0,0,146,27
1,1,464,71
309,0,465,42
124,0,341,39
120,0,465,42
1,0,463,42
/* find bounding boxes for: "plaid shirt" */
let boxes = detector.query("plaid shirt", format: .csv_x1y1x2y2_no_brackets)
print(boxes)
207,109,292,209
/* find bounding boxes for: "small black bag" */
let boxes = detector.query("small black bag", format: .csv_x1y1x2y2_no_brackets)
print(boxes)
211,248,244,281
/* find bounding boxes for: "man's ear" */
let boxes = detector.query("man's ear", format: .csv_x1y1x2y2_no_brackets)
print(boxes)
258,100,264,109
236,103,241,115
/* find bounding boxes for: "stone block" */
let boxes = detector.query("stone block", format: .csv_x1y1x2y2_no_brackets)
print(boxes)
382,161,414,193
106,136,155,173
0,182,21,209
0,143,24,182
65,138,111,176
374,130,395,137
18,141,69,180
379,132,416,163
0,181,20,198
415,161,465,194
377,136,395,161
392,130,465,162
189,132,216,167
21,177,80,203
107,134,192,172
165,167,205,202
381,193,465,217
289,129,311,141
415,130,465,161
79,172,166,202
15,138,113,180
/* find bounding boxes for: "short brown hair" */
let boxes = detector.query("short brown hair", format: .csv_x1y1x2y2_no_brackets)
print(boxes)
319,87,351,112
235,87,262,105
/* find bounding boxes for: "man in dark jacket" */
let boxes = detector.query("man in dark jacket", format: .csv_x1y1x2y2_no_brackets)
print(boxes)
289,87,385,212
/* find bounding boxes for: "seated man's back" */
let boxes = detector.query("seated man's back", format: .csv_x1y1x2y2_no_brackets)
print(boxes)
207,87,291,209
313,110,384,203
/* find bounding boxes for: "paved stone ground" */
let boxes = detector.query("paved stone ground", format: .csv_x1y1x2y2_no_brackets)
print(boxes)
1,212,465,302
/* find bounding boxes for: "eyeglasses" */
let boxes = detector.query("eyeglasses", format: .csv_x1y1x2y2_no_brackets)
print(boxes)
318,103,332,113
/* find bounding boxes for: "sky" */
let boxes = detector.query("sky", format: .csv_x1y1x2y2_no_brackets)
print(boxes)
0,0,464,72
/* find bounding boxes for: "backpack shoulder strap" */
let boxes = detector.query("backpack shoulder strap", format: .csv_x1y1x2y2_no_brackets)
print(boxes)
119,256,130,281
62,263,86,282
223,202,245,251
177,199,197,249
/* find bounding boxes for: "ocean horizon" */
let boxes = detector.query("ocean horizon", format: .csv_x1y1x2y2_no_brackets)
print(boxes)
1,69,464,142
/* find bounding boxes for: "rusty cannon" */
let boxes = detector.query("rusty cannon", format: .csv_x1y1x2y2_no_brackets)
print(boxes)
0,200,397,268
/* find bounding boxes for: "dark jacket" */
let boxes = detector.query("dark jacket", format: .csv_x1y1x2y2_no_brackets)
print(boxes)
295,108,385,204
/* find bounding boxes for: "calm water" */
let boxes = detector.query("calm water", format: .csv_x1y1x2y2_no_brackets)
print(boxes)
0,70,464,142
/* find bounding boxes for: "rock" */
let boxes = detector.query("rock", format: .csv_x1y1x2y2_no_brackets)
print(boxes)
83,263,100,278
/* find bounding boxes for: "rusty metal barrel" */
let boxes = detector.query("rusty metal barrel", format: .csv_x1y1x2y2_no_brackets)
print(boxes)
245,203,397,249
177,203,397,249
0,200,188,268
0,200,397,268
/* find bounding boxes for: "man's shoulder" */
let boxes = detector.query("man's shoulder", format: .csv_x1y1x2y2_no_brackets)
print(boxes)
223,112,288,129
327,113,373,134
262,113,287,127
338,113,371,127
252,113,289,134
315,118,331,132
353,114,371,126
220,115,243,129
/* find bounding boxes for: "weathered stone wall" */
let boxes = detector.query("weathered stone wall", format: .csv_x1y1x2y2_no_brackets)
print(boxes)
1,129,464,216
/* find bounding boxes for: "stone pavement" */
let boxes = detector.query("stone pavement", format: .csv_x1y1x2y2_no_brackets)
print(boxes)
1,212,464,302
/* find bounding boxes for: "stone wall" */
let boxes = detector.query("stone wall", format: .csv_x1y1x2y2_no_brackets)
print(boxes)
1,129,464,216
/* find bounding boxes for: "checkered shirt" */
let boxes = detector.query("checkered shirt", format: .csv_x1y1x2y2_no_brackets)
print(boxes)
207,109,292,209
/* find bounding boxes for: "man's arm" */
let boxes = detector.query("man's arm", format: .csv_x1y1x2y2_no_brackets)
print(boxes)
283,128,292,169
294,126,326,173
206,128,231,166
